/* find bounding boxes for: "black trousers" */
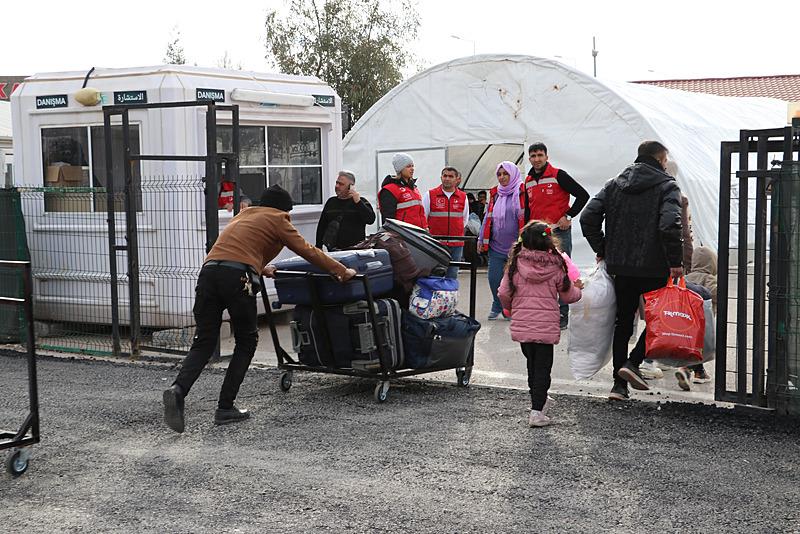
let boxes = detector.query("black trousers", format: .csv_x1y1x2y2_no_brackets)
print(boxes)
174,265,259,409
521,342,554,411
612,275,666,383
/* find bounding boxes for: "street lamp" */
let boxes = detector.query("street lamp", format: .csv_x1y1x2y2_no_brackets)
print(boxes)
450,34,476,56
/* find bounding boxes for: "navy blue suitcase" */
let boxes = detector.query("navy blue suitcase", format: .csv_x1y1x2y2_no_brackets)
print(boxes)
274,249,393,305
290,298,405,370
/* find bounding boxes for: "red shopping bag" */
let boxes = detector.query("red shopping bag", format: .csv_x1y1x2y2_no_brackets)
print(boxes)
643,277,705,365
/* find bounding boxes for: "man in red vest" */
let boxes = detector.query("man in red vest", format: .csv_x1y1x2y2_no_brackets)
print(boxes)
378,153,427,229
423,167,468,278
525,142,589,329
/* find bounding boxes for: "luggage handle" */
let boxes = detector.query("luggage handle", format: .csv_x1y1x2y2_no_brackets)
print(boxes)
289,321,310,352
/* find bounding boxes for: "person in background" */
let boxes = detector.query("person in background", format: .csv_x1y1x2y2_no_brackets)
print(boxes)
498,220,583,427
423,167,468,278
218,175,251,212
675,246,717,389
580,141,683,402
378,153,427,229
478,161,527,320
162,185,356,433
315,170,376,251
525,142,590,329
470,191,487,222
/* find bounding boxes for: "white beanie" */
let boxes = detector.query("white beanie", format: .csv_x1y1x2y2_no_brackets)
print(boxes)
392,153,414,173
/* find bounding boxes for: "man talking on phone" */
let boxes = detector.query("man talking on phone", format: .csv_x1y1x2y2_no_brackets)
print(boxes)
316,170,376,251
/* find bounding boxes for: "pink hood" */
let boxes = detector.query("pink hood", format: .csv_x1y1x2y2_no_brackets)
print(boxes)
498,249,582,345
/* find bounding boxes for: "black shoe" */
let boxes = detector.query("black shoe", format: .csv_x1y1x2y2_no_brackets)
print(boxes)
163,385,185,433
618,362,651,391
559,316,569,330
608,382,630,401
214,406,251,426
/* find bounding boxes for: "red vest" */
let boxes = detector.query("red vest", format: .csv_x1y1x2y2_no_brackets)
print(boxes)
525,164,569,224
479,184,526,253
218,180,235,209
427,186,466,247
381,181,427,229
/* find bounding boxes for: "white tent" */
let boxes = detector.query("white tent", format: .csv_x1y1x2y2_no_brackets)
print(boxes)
343,54,787,268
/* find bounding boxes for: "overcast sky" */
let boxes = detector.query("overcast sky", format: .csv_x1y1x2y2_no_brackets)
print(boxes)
4,0,798,81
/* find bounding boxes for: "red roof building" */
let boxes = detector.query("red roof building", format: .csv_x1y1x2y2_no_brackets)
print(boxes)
633,74,800,102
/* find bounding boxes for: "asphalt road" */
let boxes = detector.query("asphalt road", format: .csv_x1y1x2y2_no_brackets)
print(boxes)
1,350,798,533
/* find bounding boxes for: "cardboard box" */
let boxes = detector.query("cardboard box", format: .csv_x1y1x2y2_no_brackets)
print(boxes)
44,165,87,185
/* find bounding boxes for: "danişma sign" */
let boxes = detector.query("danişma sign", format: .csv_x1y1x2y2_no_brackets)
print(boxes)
196,88,225,102
36,94,68,109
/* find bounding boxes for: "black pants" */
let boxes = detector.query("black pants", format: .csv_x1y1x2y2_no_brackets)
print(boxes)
174,265,259,409
521,342,554,411
612,275,666,383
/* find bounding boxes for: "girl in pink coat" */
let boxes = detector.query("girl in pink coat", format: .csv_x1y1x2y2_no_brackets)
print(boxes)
498,220,583,427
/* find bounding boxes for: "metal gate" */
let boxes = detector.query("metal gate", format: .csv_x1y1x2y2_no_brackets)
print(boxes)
103,100,240,358
718,119,800,413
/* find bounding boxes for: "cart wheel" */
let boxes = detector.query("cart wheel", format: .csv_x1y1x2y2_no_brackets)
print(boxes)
6,449,29,478
279,371,293,392
374,381,390,403
456,366,472,387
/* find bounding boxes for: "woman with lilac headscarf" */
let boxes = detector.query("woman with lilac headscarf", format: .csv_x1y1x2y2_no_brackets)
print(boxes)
478,161,527,320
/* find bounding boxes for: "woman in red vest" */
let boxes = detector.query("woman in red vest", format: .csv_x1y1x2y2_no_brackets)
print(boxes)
478,161,526,320
378,153,427,229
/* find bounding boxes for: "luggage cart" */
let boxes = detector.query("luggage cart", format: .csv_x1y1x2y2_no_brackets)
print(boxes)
0,260,40,477
261,240,478,403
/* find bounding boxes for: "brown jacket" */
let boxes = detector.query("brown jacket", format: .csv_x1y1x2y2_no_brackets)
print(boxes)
205,207,347,278
685,246,718,313
681,195,694,273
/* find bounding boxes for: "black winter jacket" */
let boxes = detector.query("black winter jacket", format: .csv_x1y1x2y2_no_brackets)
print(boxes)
579,159,683,278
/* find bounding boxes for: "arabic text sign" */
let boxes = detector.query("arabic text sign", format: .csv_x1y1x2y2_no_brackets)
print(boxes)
114,91,148,105
313,94,335,107
36,94,68,110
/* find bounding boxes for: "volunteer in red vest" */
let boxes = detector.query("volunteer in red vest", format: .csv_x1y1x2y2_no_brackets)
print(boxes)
378,152,427,229
478,161,526,320
525,142,589,329
218,176,251,212
423,166,469,278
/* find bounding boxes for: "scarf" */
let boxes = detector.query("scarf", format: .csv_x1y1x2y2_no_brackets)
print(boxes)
492,161,522,230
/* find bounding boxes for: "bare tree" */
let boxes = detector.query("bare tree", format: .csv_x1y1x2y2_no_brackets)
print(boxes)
164,26,186,65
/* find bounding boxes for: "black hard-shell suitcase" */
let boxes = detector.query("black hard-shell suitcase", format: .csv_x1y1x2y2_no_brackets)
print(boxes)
273,249,393,305
382,219,451,275
290,298,404,370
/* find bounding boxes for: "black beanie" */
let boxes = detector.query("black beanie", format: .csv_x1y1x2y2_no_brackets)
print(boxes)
259,184,293,212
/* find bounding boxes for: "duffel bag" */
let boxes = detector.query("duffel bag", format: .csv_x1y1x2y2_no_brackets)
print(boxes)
352,230,426,291
409,276,459,319
401,311,481,369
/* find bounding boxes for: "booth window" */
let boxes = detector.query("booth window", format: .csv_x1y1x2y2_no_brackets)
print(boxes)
41,125,142,213
217,125,322,205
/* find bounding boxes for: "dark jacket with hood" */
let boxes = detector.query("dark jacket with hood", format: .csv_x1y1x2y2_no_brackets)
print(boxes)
579,156,683,278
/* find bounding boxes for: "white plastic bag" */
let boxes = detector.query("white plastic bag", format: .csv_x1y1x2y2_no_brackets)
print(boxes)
568,261,617,380
466,212,481,236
